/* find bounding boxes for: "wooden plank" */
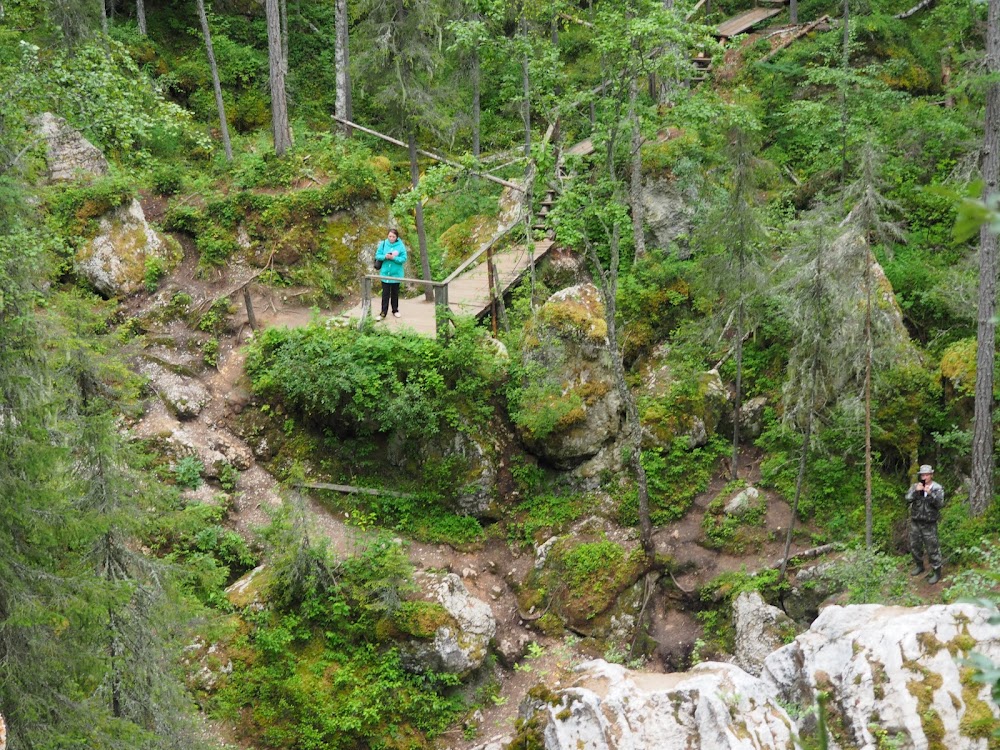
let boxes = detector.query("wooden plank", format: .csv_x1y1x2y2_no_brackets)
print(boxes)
565,138,595,157
297,481,415,499
716,7,782,38
758,15,831,62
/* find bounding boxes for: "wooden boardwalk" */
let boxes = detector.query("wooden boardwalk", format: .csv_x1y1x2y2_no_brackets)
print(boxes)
342,239,554,337
717,7,783,38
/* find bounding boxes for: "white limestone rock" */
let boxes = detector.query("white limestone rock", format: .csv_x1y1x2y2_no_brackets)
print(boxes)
724,486,762,517
523,659,795,750
399,573,496,678
761,603,1000,750
75,198,177,297
141,361,210,420
733,591,795,677
35,112,109,182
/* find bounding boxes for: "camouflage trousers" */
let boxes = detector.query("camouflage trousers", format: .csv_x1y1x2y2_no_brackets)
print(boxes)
909,519,942,570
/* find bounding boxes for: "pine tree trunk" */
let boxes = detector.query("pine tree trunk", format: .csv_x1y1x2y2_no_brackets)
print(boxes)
731,283,744,480
970,0,1000,517
521,14,531,157
840,0,850,185
136,0,146,34
335,0,352,136
780,398,812,580
589,227,654,558
864,248,874,547
280,0,289,72
266,0,292,156
197,0,233,162
408,130,434,302
629,75,646,260
790,0,798,24
472,46,481,158
100,0,108,35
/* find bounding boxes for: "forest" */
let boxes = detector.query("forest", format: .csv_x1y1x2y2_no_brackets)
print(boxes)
2,0,1000,747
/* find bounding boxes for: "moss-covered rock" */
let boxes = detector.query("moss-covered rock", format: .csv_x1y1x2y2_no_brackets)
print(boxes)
76,198,180,297
515,284,623,471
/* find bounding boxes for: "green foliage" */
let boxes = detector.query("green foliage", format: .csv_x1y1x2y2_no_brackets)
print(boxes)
173,456,204,489
509,491,589,546
245,320,503,442
619,437,727,526
213,529,465,749
819,549,922,605
45,176,135,242
150,163,185,196
943,540,1000,603
197,298,234,334
144,254,167,292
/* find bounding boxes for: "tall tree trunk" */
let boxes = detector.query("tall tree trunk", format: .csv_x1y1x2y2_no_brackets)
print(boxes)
864,246,874,547
732,294,744,479
196,0,233,162
280,0,289,71
589,225,654,558
780,395,812,580
266,0,292,156
100,0,108,35
790,0,798,24
136,0,146,34
408,130,434,301
335,0,352,136
520,14,531,157
840,0,850,186
970,0,1000,517
629,75,646,260
472,46,481,158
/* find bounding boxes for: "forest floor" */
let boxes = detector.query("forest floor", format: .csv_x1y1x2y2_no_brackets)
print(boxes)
129,240,951,749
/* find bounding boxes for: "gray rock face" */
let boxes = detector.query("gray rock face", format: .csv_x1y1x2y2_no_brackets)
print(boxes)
444,430,497,518
761,603,1000,749
76,198,175,297
141,361,210,420
638,358,729,451
400,573,496,677
733,591,794,677
523,659,795,750
516,285,623,469
640,177,696,253
35,112,109,182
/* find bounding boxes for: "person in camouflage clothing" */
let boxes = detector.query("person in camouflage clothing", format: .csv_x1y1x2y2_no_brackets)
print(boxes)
906,464,945,584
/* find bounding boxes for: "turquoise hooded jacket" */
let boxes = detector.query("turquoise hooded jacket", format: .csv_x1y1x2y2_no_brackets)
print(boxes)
376,238,408,282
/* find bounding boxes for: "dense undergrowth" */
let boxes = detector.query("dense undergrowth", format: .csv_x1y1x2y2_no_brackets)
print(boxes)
4,0,1000,746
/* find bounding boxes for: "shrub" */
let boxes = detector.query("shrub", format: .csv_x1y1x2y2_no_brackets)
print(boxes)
173,456,204,489
151,164,184,196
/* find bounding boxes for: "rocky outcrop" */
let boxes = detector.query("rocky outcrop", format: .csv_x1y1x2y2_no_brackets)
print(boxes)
516,285,623,470
762,603,1000,749
733,591,795,676
724,485,762,517
141,361,211,420
640,177,696,253
519,660,795,750
398,573,496,677
639,358,729,450
225,564,270,610
35,112,109,182
76,199,177,297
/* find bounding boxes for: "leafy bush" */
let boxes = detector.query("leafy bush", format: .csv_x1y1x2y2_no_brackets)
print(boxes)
819,549,921,605
143,255,166,292
943,540,1000,603
173,456,204,489
212,531,465,749
245,320,504,442
151,164,184,195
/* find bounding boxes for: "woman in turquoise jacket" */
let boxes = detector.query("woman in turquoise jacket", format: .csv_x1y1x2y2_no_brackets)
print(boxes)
375,228,407,318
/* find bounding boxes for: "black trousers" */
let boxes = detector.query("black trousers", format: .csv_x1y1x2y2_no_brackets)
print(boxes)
380,281,400,315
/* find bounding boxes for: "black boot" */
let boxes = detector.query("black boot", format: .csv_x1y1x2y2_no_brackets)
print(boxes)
910,562,925,576
926,568,942,585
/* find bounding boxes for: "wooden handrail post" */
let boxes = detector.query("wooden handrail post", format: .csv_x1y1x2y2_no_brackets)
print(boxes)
243,285,258,330
359,276,372,330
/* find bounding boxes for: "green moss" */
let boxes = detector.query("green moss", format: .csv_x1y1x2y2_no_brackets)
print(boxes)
391,601,455,639
538,298,607,342
939,338,977,399
959,667,1000,745
905,659,946,750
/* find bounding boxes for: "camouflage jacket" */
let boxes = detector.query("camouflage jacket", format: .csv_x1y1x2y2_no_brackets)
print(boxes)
906,480,945,523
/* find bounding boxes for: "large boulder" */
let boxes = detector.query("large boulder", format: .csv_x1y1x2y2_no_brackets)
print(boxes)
733,591,796,677
517,659,795,750
141,361,211,420
639,359,729,450
396,573,496,678
76,198,178,297
761,603,1000,749
640,177,696,253
35,112,109,182
515,284,623,469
